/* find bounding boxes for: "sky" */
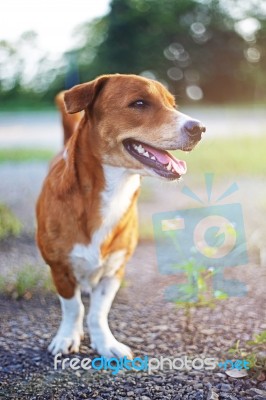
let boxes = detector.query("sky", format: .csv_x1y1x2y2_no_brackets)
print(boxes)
1,0,111,56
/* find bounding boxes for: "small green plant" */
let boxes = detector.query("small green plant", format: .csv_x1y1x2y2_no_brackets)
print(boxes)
172,260,228,327
0,203,22,239
228,332,266,375
161,229,228,324
0,265,54,299
15,265,42,298
248,331,266,346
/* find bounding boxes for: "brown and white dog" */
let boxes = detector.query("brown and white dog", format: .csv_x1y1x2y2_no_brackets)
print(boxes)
36,74,205,359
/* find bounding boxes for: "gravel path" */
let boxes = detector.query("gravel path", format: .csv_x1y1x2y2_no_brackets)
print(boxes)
0,163,266,399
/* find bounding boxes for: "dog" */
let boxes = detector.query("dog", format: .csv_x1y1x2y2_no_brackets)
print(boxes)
36,74,205,359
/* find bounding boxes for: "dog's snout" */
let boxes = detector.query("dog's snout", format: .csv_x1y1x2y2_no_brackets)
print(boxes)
184,120,206,140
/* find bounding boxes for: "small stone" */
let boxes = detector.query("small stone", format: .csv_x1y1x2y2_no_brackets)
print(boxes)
146,343,156,350
257,372,266,382
129,336,144,343
225,369,248,378
194,383,203,389
216,383,232,392
220,394,238,400
207,389,219,400
135,389,146,395
201,329,216,335
259,383,266,391
247,388,266,397
194,392,204,400
215,373,227,378
151,325,168,331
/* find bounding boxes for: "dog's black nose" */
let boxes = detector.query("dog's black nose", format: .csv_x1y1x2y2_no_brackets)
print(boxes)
184,120,206,140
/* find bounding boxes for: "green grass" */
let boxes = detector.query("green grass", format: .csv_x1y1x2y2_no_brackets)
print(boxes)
173,136,266,176
0,148,55,163
14,265,42,298
228,333,266,376
0,264,54,299
0,203,22,239
0,136,265,175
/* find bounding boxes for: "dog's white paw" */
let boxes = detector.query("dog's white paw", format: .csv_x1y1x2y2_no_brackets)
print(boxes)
48,328,84,355
91,334,133,359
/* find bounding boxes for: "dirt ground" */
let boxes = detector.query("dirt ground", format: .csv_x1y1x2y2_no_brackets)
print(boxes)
0,163,266,400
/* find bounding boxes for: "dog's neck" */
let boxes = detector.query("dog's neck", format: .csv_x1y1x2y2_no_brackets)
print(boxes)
73,118,140,194
63,118,141,238
67,118,104,195
102,164,140,211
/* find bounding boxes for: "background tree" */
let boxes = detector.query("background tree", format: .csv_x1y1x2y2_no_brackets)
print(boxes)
73,0,266,103
0,0,265,106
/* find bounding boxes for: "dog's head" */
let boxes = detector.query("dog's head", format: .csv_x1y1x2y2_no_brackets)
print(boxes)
64,74,206,180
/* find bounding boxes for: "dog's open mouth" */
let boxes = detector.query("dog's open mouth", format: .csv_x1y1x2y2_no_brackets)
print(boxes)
123,139,187,180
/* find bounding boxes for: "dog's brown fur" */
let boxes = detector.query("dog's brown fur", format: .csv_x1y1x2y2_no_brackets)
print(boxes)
36,74,204,357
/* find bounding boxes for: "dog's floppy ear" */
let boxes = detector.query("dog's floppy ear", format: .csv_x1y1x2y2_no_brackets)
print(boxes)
64,75,109,114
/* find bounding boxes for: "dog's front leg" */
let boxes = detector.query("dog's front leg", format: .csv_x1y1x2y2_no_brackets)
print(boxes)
48,288,85,355
88,275,133,359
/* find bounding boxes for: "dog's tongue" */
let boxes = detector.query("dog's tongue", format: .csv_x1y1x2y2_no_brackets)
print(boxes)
142,143,187,175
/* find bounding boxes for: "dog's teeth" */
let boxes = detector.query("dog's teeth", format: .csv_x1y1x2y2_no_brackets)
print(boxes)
144,151,149,157
138,146,145,154
151,156,156,160
166,162,172,171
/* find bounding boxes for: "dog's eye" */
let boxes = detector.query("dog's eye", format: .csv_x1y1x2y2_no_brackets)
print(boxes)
129,100,147,108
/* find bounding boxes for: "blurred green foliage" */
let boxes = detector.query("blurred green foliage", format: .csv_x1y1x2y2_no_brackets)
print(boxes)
0,148,55,163
0,264,55,299
0,136,265,176
1,0,266,107
0,204,21,240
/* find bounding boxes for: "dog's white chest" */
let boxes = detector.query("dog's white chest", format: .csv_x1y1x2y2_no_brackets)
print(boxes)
69,166,140,288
